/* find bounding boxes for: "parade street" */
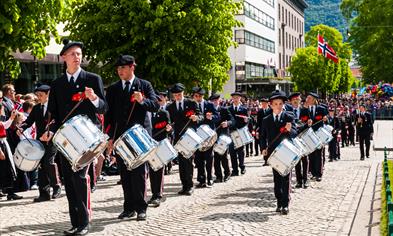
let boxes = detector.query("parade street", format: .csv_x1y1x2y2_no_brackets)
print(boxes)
0,145,382,236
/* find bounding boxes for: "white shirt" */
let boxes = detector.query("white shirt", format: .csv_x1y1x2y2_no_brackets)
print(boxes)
41,101,48,116
176,99,184,110
122,75,135,91
272,111,283,122
199,100,205,113
66,67,99,108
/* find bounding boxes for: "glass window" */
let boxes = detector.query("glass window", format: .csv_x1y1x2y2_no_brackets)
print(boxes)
240,2,275,30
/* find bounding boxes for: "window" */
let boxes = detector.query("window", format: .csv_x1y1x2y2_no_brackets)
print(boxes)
243,2,275,30
245,62,273,79
235,30,245,44
278,29,281,45
242,31,275,53
278,4,280,21
286,32,288,48
279,53,281,69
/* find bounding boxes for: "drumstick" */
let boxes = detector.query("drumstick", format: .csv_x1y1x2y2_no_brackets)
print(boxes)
152,122,175,138
16,126,34,146
62,98,85,124
45,112,54,145
126,100,137,125
235,114,248,119
178,119,192,137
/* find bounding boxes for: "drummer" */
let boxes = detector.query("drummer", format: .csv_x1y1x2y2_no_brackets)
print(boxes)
260,90,297,215
256,97,271,166
44,39,107,235
209,93,234,183
299,92,328,182
228,92,249,176
148,91,172,207
19,84,62,202
166,83,203,196
105,54,159,221
192,86,219,188
326,107,341,162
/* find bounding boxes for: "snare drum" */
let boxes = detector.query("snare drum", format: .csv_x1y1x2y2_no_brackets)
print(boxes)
196,125,217,152
13,139,45,171
316,125,334,145
213,135,232,155
174,128,203,159
230,126,254,149
53,115,109,172
148,138,178,171
292,137,309,157
297,128,323,154
268,139,302,176
114,124,158,170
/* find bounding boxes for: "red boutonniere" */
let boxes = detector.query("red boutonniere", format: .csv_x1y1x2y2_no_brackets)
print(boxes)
315,115,323,121
280,126,288,133
130,92,145,103
154,121,167,129
300,116,309,122
185,110,195,117
72,92,86,102
251,130,256,136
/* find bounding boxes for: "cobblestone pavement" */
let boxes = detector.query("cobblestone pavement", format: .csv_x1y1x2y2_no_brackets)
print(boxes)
0,145,383,236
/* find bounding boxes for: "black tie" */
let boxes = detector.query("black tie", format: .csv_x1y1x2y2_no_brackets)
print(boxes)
41,104,45,116
294,109,297,117
70,76,75,87
235,106,238,112
124,81,130,94
275,115,279,124
178,102,182,112
199,103,203,113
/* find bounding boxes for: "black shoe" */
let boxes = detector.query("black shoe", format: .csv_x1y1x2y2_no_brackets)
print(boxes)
184,188,193,196
263,162,269,166
231,172,239,177
328,159,333,162
117,180,122,185
74,225,89,235
241,169,246,175
281,207,289,215
178,189,187,195
52,185,61,199
295,183,302,188
196,183,207,188
91,186,96,193
207,180,213,188
366,156,370,158
275,207,281,213
223,175,230,182
303,181,309,189
7,193,23,201
254,153,259,157
360,157,365,161
33,196,51,202
246,154,249,157
137,212,147,221
214,178,223,183
148,198,160,207
316,177,322,182
118,211,136,219
63,227,78,235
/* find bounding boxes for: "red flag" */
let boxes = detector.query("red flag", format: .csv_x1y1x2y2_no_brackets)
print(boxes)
317,33,339,63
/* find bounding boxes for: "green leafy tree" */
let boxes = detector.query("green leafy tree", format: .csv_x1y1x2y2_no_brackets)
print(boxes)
341,0,393,83
289,24,354,95
0,0,77,78
65,0,242,91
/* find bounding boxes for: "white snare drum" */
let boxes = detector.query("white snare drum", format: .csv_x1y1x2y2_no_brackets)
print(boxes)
196,125,217,152
268,139,302,176
316,125,334,145
292,137,309,157
297,128,323,154
53,115,109,172
148,138,178,171
231,126,254,149
13,139,45,171
114,124,158,170
174,128,203,159
213,135,232,155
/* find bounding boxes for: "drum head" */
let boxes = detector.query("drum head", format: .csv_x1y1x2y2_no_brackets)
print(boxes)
16,139,45,161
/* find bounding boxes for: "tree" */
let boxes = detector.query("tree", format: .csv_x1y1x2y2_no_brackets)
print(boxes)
65,0,241,91
341,0,393,83
0,0,77,78
289,24,354,95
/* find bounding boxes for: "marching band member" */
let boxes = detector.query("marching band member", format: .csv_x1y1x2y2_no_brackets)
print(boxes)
356,104,373,160
192,87,219,188
209,93,234,183
45,39,108,235
106,55,159,221
256,97,271,166
19,85,62,202
260,90,297,215
167,83,203,196
326,108,341,162
228,92,248,176
148,91,172,207
299,92,327,182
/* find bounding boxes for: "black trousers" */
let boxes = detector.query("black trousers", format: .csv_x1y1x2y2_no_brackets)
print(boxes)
60,156,90,229
195,148,213,184
178,153,194,190
149,166,164,199
273,169,290,208
295,156,308,184
229,144,245,174
119,159,147,214
254,137,260,155
38,143,60,197
245,142,253,156
88,162,96,189
309,148,323,178
328,137,338,160
359,134,371,158
214,151,230,180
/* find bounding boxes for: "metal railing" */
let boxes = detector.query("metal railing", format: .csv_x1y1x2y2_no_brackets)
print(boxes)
383,147,393,235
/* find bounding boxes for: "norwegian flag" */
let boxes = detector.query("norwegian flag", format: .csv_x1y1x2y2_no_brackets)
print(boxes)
318,34,339,63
